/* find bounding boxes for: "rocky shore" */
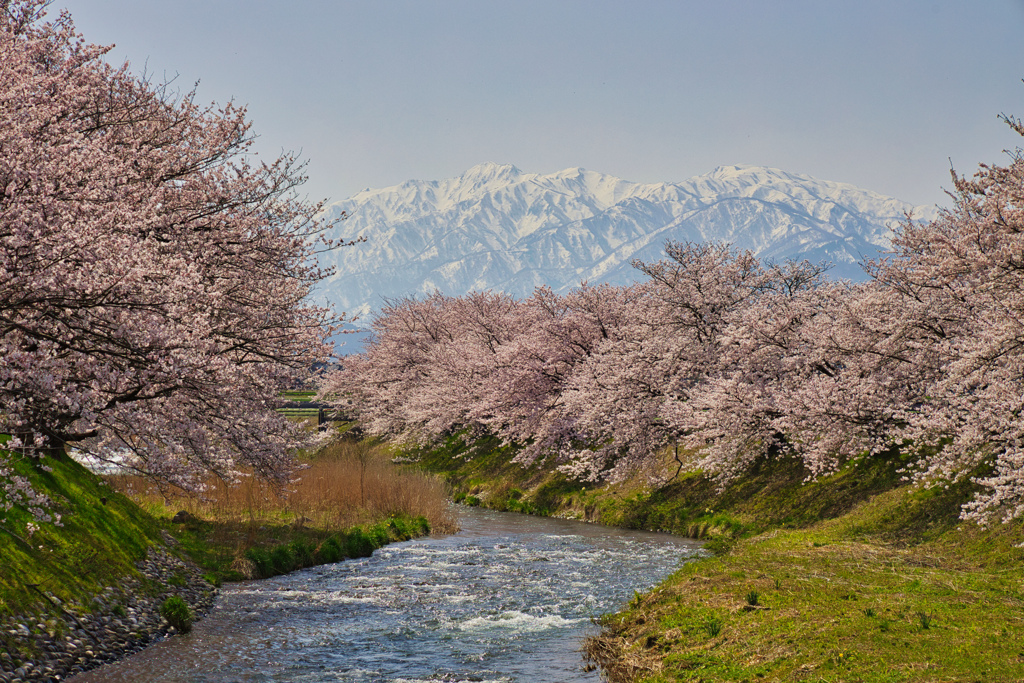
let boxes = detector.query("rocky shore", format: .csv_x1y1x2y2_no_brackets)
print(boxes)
0,539,216,683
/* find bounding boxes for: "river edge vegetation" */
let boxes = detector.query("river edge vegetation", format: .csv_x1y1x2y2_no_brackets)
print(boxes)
104,437,456,583
397,433,1024,682
0,435,455,670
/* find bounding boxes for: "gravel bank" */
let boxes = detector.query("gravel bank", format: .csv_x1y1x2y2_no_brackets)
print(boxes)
0,541,216,683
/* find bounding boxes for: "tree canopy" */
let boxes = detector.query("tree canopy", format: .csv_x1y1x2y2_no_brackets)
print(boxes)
0,0,346,521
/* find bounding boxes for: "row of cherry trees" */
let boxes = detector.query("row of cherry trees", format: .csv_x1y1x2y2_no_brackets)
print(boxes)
1,1,346,521
330,117,1024,522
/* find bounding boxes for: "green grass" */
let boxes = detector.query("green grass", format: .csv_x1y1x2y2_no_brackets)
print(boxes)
398,432,600,517
280,390,318,402
583,461,1024,682
0,449,165,619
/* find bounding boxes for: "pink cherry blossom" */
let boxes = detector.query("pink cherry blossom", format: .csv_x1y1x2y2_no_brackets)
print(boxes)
1,1,349,521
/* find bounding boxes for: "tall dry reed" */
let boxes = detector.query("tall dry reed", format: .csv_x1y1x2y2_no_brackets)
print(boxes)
105,438,459,535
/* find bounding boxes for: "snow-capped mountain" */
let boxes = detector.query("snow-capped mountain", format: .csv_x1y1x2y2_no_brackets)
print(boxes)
316,163,938,325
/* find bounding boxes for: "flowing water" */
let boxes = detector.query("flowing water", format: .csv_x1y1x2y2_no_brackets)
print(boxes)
71,506,701,683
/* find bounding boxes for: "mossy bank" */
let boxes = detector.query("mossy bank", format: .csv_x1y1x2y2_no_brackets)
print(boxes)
400,435,1024,682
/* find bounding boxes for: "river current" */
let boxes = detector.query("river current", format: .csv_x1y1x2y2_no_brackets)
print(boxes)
72,506,701,683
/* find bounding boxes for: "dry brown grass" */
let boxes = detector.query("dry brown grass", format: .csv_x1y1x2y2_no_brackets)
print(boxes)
105,438,459,535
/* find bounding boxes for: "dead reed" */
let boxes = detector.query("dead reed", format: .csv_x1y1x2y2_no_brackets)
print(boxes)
105,437,459,535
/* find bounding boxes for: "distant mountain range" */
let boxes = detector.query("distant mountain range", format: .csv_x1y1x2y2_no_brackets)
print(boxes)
316,163,939,326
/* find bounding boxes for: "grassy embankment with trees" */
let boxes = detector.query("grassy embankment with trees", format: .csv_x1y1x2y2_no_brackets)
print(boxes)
0,0,459,652
398,434,1024,682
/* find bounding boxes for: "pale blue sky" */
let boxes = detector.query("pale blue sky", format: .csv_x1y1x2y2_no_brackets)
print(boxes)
56,0,1024,209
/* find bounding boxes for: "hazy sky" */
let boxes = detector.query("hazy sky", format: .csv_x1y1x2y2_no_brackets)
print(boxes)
56,0,1024,209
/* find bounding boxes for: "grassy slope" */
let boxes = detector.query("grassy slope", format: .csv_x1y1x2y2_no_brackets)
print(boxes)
402,435,1024,682
151,509,429,583
0,450,165,619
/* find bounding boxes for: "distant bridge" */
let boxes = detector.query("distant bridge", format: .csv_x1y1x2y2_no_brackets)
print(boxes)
275,401,352,430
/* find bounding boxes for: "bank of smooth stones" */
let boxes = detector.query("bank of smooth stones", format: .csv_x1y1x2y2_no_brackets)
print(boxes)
0,540,216,683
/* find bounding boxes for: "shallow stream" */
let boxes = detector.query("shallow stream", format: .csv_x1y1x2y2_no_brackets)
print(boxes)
71,506,701,683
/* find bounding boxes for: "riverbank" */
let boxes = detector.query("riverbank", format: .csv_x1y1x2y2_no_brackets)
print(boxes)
0,438,452,682
1,543,217,683
400,435,1024,682
0,452,218,683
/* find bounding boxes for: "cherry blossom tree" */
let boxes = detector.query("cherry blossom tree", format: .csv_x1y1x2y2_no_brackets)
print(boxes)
557,243,777,482
871,115,1024,521
477,283,643,467
329,293,455,442
330,290,529,444
0,0,345,517
327,284,640,464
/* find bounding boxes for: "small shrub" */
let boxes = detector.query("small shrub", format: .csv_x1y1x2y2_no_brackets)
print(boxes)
917,611,933,630
244,547,272,578
270,544,297,574
387,517,407,538
864,607,875,618
366,524,389,546
464,495,481,507
291,539,315,568
203,573,222,588
745,590,760,606
773,578,782,589
317,536,343,563
160,595,193,634
343,529,375,558
415,516,430,535
229,555,257,580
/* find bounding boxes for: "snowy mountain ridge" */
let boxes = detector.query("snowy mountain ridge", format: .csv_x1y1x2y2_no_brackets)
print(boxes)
317,163,939,325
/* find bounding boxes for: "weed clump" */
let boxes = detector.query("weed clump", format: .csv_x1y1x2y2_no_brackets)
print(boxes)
703,616,723,637
160,596,193,634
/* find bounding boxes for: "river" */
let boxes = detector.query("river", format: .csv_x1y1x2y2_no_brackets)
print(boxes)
71,506,701,683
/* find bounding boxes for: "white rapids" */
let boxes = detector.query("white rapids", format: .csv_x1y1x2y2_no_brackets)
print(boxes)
71,506,702,683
